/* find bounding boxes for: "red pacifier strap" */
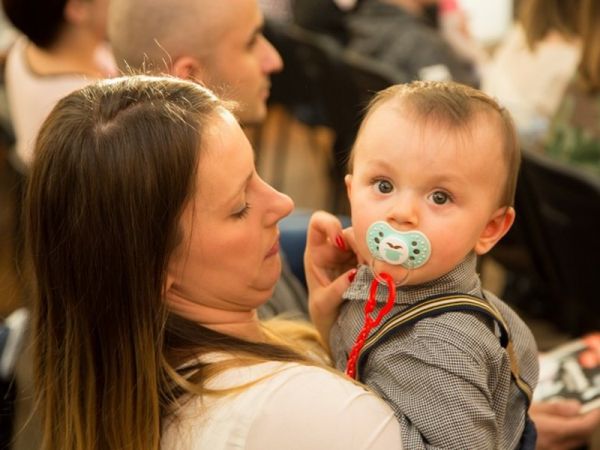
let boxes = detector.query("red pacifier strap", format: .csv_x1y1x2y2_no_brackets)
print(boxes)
345,272,397,379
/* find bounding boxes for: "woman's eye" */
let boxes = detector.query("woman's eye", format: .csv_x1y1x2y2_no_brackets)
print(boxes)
430,191,450,205
233,203,251,219
375,180,394,194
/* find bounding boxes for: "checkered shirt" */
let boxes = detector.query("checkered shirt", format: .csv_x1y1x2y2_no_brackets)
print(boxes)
330,253,539,449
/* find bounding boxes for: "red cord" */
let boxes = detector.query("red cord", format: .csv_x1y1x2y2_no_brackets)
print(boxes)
346,272,397,379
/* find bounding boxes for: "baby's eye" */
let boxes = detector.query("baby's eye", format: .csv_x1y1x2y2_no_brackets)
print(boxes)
375,180,394,194
430,191,450,205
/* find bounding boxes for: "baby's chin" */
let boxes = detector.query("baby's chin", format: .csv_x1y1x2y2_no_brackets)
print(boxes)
369,260,442,287
370,260,411,285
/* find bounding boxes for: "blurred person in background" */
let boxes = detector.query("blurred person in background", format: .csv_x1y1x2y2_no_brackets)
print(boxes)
109,0,282,128
345,0,480,86
544,0,600,177
482,0,582,149
2,0,116,168
291,0,362,43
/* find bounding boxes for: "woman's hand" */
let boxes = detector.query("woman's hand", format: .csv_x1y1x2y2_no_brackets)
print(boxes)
304,211,357,348
531,400,600,450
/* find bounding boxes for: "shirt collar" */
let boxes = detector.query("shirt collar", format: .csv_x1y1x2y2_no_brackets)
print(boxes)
344,252,482,306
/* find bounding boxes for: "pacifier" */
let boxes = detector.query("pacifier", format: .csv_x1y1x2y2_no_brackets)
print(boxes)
366,221,431,270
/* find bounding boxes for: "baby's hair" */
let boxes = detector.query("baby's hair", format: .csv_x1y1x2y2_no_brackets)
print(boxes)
350,81,520,207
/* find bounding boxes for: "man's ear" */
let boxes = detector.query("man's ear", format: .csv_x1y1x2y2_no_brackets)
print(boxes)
345,174,353,198
474,206,515,255
172,56,204,81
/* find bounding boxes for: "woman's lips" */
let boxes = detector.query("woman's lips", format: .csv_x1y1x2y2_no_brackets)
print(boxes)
265,239,280,258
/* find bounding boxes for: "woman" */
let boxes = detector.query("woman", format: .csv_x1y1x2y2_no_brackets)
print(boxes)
481,0,583,148
2,0,115,166
26,75,401,449
545,0,600,177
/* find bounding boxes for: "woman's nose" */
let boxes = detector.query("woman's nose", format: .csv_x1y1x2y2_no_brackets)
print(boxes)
263,182,294,226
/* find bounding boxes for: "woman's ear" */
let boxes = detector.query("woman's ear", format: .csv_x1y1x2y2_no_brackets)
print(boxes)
474,206,515,255
165,272,176,294
172,56,203,81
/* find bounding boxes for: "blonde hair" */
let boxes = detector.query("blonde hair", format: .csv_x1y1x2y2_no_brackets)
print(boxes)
349,81,521,207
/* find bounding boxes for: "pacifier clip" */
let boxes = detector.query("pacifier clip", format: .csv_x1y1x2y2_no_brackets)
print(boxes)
345,272,397,379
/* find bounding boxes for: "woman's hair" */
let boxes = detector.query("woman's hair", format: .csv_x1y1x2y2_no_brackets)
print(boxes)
349,81,521,207
26,75,321,450
518,0,583,48
519,0,600,93
577,0,600,92
2,0,68,48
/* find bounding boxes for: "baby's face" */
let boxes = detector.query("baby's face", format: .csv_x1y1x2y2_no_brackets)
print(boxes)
346,102,510,285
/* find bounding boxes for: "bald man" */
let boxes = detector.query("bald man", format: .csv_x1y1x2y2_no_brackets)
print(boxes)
109,0,282,126
108,0,308,319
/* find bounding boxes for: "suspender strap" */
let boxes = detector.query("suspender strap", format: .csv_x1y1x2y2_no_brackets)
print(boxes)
355,293,533,403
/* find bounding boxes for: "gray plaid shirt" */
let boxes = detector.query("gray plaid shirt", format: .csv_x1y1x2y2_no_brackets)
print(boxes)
330,254,539,449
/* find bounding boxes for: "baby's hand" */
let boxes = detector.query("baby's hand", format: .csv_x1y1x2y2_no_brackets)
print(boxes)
304,211,357,349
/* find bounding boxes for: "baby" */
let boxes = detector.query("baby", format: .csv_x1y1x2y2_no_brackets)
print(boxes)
328,81,539,449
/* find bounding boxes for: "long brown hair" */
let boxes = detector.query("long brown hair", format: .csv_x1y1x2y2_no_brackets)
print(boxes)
577,0,600,92
518,0,583,48
518,0,600,93
26,75,319,450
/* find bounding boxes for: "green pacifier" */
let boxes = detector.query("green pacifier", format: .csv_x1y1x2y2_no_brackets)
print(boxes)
366,221,431,270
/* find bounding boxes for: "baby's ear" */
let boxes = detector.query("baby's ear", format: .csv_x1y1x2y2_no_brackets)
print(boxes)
474,206,515,255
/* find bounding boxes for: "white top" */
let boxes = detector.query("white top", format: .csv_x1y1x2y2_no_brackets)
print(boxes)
161,360,402,450
4,38,97,166
481,24,580,145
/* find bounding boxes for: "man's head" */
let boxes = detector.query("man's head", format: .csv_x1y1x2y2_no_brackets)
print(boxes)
108,0,283,125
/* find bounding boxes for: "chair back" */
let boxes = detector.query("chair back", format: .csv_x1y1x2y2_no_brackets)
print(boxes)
266,21,406,175
265,20,333,127
331,48,407,173
512,149,600,334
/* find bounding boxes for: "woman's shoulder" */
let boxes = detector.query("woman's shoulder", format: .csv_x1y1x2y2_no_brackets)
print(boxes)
245,364,401,449
190,360,390,411
162,362,402,450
